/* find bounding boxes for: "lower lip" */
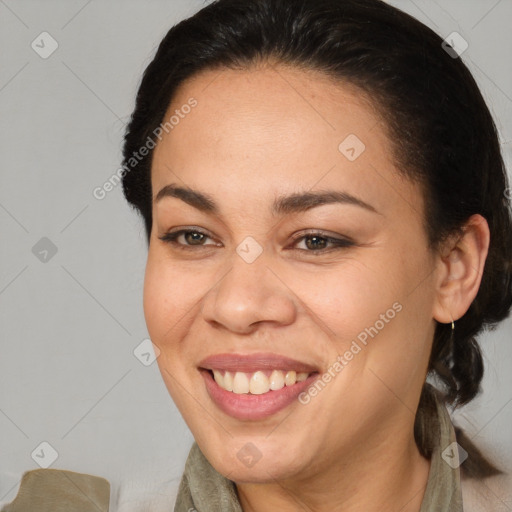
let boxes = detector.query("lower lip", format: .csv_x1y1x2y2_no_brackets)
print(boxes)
200,369,318,421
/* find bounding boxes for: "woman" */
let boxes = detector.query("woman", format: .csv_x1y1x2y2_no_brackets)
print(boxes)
119,0,512,510
2,0,510,510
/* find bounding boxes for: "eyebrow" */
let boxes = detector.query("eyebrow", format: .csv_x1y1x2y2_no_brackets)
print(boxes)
155,183,380,216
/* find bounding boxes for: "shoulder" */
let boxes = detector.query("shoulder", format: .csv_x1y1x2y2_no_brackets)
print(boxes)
2,468,183,512
1,469,110,512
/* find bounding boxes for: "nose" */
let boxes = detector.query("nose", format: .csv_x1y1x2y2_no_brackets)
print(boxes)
200,250,297,334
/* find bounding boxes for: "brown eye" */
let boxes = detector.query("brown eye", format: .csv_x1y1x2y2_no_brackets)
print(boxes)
303,235,328,250
158,229,217,248
183,231,207,245
292,232,354,253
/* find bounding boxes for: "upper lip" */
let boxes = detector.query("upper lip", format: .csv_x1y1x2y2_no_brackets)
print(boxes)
198,352,320,374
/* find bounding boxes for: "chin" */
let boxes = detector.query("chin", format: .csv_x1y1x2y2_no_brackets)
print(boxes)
197,434,313,483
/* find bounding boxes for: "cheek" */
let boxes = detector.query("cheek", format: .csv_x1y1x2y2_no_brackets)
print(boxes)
142,256,165,340
300,249,432,376
142,253,205,408
142,251,196,346
290,256,400,342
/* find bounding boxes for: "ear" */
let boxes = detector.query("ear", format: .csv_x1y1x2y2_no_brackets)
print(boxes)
432,214,490,323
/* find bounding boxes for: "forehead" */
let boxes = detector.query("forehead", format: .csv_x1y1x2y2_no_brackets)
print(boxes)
156,64,381,156
150,64,420,219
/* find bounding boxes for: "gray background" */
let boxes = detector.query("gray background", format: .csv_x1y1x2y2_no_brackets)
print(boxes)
0,0,511,510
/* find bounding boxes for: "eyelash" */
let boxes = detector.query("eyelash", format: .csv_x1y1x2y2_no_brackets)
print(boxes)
158,228,354,254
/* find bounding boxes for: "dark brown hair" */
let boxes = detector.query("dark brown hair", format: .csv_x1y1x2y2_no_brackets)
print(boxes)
121,0,512,477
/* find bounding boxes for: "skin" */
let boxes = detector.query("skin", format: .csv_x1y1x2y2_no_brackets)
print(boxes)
144,63,489,511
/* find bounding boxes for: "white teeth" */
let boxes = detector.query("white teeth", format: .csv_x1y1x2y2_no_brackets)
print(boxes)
269,370,285,390
213,370,224,387
249,371,270,395
212,369,311,394
223,371,233,391
232,372,250,394
285,371,297,386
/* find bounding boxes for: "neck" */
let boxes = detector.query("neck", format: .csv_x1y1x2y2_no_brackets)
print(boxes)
236,422,431,512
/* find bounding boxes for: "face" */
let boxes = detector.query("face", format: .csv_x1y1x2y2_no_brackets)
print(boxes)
145,64,439,484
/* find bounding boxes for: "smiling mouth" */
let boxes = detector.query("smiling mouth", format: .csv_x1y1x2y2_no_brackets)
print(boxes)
198,352,321,420
199,368,319,421
209,369,311,394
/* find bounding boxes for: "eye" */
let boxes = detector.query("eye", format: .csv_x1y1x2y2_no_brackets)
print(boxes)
158,228,355,254
158,228,219,248
290,231,355,253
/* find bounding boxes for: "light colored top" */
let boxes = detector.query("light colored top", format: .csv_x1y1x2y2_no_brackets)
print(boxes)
0,468,110,512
